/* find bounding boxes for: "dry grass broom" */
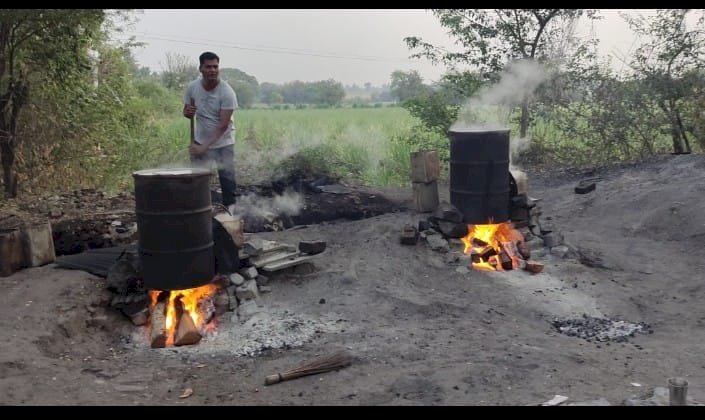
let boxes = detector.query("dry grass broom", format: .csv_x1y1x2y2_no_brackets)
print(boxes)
264,350,354,386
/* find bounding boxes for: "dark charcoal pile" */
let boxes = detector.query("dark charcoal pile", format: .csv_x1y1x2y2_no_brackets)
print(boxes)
552,315,653,343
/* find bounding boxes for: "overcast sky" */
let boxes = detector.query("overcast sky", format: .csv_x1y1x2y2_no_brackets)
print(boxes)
122,9,654,87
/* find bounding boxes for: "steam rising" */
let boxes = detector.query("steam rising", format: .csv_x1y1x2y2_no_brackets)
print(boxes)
228,189,304,220
451,59,549,165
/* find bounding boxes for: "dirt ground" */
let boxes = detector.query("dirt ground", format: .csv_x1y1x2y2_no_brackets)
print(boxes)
2,153,705,406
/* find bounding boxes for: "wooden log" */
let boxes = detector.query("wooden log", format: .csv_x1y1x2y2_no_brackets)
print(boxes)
150,299,168,348
470,251,482,264
0,228,26,277
174,298,202,346
410,150,440,183
472,237,488,248
479,246,497,261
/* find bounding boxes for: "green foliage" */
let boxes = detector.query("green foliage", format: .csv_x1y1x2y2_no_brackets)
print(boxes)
133,79,181,116
625,9,705,153
221,67,259,108
402,90,460,135
389,70,428,102
160,52,198,91
262,79,347,107
0,9,111,196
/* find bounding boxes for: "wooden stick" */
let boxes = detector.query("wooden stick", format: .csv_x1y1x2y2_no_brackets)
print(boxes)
264,351,353,386
189,97,195,144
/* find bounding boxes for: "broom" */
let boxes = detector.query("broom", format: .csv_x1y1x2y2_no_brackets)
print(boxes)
264,350,353,386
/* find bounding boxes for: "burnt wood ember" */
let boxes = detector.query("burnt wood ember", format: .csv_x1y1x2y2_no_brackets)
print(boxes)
470,251,482,264
479,246,497,261
472,238,488,248
575,181,596,194
298,240,327,255
499,250,513,270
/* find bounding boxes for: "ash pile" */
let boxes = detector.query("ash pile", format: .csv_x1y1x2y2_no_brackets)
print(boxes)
552,315,652,343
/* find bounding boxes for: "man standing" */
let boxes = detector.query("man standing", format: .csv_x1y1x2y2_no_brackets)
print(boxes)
183,51,238,208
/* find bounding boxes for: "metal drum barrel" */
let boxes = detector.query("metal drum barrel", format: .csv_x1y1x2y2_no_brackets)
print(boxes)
448,129,511,225
133,168,214,291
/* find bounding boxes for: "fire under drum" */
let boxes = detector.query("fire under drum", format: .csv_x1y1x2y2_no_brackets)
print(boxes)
448,128,511,225
133,168,215,291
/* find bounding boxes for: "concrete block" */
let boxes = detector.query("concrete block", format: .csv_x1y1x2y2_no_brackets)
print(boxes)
0,228,25,277
410,151,440,182
412,180,439,213
21,222,55,267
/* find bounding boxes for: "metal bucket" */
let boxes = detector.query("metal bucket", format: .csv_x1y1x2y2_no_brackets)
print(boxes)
133,168,214,291
448,129,510,225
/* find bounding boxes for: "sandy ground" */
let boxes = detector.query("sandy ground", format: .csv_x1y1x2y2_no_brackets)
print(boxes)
2,153,705,406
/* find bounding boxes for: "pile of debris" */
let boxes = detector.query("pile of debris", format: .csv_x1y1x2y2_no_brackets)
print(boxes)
552,315,652,343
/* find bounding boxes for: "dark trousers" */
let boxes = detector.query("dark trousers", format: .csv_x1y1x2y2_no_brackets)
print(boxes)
190,144,237,207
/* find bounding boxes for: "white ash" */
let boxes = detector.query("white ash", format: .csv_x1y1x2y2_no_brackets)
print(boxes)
121,307,345,357
552,315,652,343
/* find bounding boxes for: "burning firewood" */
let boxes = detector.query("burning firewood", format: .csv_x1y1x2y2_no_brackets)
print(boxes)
479,246,497,261
150,296,168,349
499,250,513,271
472,237,488,248
174,297,202,346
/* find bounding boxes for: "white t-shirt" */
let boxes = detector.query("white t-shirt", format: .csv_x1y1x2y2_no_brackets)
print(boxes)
184,79,238,149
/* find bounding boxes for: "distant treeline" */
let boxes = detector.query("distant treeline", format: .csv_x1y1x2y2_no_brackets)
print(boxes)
135,53,394,108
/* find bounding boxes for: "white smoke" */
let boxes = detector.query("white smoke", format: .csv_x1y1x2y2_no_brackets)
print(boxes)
227,189,304,221
451,59,549,131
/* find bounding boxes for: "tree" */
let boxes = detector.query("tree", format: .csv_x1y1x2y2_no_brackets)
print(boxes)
389,70,427,103
259,82,283,105
161,52,198,91
312,79,345,106
220,68,259,108
0,9,106,198
625,9,705,154
405,9,596,137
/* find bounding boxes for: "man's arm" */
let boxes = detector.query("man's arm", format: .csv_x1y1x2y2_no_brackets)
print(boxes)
201,108,233,149
189,108,233,155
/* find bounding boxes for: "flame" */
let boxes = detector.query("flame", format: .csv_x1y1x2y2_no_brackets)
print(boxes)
461,221,522,271
149,283,218,346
